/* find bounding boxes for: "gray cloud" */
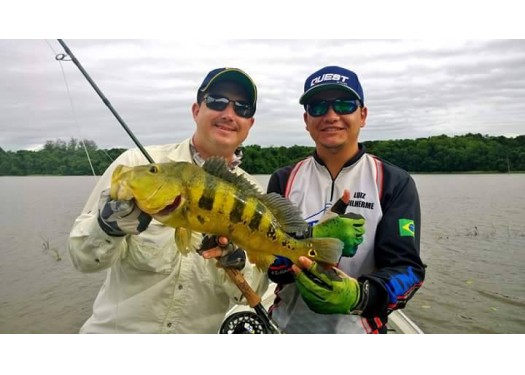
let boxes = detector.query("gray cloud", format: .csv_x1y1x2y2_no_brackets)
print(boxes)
1,39,524,151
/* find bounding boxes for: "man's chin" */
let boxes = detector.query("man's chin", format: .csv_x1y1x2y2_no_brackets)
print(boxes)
211,133,240,151
319,138,347,150
318,133,344,143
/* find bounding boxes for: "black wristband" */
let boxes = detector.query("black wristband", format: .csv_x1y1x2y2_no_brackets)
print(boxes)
350,280,370,315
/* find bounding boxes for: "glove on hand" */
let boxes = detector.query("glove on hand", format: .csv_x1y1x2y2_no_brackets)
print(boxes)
295,260,361,315
97,189,152,237
268,256,295,285
199,234,246,270
310,191,365,257
312,212,365,257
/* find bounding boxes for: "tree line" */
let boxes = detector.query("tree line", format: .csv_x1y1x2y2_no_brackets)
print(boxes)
1,133,524,176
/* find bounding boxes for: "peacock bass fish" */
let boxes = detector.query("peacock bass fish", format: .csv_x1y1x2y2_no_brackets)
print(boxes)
109,157,343,270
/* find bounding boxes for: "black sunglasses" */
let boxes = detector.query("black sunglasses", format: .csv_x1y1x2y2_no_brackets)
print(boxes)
203,94,255,118
306,99,361,117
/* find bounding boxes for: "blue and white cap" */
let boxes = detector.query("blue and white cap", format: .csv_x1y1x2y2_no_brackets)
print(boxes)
299,66,364,105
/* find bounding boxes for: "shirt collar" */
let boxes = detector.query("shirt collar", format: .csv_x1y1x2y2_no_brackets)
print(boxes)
189,138,243,170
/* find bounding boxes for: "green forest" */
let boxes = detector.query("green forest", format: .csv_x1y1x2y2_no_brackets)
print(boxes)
1,133,524,176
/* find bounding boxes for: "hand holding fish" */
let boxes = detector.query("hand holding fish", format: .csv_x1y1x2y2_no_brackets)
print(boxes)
292,256,364,315
199,234,246,270
268,190,365,284
97,189,152,236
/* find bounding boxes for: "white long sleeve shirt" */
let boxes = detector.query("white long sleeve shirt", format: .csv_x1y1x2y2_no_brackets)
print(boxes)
68,138,269,333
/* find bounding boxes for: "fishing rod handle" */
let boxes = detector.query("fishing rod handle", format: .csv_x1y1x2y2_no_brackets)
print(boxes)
224,267,262,308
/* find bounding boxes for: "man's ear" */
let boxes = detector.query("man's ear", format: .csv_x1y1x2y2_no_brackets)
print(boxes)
191,102,200,120
303,111,308,130
360,106,368,128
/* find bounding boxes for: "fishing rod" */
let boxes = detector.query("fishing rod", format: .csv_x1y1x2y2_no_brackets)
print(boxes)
56,39,281,334
56,39,154,163
220,267,281,334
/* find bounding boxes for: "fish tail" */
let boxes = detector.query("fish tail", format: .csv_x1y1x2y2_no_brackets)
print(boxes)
303,237,343,266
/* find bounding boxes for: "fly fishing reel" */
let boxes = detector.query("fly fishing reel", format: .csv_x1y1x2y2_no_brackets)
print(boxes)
219,311,272,334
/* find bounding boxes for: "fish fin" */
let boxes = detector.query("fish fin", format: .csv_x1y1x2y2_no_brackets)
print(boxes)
302,237,343,266
317,211,338,224
246,253,276,271
174,227,193,255
202,157,262,196
259,193,309,234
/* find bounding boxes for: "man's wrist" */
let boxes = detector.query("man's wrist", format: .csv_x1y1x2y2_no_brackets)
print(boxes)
349,280,370,315
97,215,127,237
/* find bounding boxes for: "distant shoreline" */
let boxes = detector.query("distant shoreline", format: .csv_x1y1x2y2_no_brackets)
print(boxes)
2,133,524,175
2,171,525,177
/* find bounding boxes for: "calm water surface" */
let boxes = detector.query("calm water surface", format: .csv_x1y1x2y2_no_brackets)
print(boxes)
0,174,524,333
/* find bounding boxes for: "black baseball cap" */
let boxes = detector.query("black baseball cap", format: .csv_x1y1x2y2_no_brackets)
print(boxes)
197,67,257,106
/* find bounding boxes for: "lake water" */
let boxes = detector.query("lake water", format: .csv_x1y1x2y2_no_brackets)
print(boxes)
0,174,524,334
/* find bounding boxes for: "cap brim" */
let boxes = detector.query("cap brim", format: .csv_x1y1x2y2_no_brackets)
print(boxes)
200,69,257,106
299,83,361,105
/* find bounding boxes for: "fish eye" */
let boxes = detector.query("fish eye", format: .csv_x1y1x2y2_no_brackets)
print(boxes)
308,249,317,257
148,165,158,174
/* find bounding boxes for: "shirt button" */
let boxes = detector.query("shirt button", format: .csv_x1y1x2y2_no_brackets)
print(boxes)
167,322,172,327
178,284,183,290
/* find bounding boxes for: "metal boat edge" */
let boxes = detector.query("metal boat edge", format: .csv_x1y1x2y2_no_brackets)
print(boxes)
223,283,424,334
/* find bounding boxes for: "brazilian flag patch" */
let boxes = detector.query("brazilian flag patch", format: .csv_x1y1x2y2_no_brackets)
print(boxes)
399,219,415,237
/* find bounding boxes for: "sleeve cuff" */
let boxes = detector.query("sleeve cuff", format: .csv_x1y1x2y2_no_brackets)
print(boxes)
355,277,389,317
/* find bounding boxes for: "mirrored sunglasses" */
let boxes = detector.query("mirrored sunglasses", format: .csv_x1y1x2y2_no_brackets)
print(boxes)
203,95,255,118
306,99,361,117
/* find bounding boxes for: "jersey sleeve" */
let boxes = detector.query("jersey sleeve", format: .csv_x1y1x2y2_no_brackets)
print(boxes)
359,162,425,317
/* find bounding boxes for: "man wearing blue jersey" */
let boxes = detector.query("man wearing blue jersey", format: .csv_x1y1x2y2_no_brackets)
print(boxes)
267,66,425,333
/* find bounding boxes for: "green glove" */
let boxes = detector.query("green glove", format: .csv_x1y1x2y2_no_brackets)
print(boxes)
295,261,361,314
312,212,365,257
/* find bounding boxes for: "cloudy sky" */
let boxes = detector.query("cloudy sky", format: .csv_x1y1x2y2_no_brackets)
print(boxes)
1,38,524,151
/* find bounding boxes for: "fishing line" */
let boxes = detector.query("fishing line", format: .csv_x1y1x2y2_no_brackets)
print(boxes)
50,39,132,332
56,39,154,164
45,39,98,178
